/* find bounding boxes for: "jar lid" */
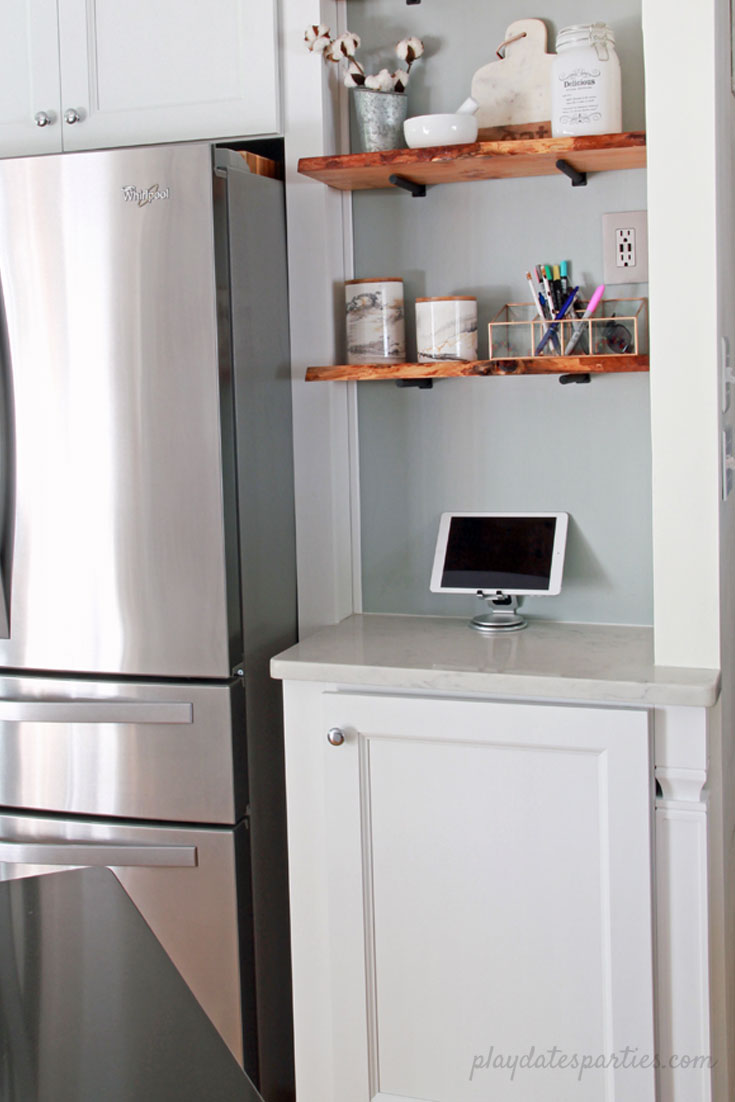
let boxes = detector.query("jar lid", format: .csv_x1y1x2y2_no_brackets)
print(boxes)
345,277,403,285
556,22,615,49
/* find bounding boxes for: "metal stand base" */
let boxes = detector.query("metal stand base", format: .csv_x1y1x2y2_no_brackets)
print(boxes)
470,593,527,633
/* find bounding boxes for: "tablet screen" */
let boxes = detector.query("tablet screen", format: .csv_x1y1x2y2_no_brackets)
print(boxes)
430,513,568,596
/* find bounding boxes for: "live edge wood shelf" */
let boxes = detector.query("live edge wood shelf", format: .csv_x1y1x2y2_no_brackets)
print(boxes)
301,131,648,382
305,356,649,382
297,130,646,191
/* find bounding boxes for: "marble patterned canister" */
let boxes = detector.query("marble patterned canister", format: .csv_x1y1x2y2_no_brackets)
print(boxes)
415,297,478,361
345,278,406,364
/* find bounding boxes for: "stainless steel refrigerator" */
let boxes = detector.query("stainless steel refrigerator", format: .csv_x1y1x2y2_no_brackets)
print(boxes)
0,142,296,1100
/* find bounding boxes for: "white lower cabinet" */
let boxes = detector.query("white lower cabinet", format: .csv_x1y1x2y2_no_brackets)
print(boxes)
283,684,661,1102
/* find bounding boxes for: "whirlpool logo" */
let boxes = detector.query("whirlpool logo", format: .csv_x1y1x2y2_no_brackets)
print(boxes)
121,184,170,207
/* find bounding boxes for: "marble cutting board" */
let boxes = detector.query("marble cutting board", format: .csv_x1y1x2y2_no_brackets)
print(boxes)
471,18,553,139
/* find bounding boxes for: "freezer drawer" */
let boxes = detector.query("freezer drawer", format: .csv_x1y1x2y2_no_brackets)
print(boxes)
0,811,254,1069
0,674,246,823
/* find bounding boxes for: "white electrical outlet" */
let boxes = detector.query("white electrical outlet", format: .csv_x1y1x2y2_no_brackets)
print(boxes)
602,210,648,284
615,227,636,268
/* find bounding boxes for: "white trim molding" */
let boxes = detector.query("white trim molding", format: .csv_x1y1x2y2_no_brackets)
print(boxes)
654,706,714,1101
281,0,360,635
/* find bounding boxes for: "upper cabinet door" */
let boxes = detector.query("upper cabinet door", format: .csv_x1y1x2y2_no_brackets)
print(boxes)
0,0,62,155
57,0,280,152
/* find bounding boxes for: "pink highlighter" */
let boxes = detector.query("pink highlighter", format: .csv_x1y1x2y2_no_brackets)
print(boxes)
564,283,605,355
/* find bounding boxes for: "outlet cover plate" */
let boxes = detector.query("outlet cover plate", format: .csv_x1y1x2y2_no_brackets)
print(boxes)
602,210,648,284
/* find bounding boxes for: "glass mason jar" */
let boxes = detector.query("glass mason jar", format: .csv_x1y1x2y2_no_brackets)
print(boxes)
551,23,622,137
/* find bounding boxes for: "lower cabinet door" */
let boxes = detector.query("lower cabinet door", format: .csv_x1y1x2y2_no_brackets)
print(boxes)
321,692,655,1102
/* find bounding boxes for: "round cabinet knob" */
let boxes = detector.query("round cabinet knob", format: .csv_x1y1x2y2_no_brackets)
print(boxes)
64,109,81,125
34,112,52,128
326,727,345,747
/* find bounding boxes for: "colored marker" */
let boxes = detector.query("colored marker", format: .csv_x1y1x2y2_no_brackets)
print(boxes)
526,270,545,318
559,260,570,298
540,265,556,315
561,260,584,320
552,264,564,311
533,266,549,314
527,270,561,352
542,264,556,312
535,286,579,355
564,284,605,355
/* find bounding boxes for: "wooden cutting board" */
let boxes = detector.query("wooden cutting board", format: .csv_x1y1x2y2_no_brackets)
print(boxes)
471,18,553,139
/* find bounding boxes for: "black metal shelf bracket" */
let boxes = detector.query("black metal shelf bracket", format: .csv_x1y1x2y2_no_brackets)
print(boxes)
406,0,421,5
396,378,433,389
555,159,587,187
388,174,427,198
559,373,591,385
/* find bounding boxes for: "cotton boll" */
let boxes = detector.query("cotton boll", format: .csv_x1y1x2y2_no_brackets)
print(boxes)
373,68,397,91
305,24,330,47
395,36,424,64
392,68,410,92
344,61,366,87
330,31,361,58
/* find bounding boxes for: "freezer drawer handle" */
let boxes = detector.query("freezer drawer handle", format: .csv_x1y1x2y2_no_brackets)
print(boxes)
0,842,198,868
0,701,193,724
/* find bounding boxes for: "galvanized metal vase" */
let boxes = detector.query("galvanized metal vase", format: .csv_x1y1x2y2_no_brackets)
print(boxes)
352,88,408,153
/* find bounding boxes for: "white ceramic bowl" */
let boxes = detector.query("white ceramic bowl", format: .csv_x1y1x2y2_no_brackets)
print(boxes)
403,113,479,149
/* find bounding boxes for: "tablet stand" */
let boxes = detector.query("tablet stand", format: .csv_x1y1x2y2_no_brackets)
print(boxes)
470,592,527,633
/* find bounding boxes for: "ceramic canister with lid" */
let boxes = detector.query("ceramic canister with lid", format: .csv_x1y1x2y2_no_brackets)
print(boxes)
345,278,406,364
415,297,478,362
551,23,622,137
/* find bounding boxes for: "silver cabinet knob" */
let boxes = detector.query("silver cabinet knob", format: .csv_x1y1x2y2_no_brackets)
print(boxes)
34,111,52,127
64,109,81,125
327,727,345,747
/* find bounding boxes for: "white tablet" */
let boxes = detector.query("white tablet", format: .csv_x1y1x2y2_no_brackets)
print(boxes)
430,512,569,596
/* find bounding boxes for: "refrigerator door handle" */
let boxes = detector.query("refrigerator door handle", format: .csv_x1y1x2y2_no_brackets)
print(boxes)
0,700,193,724
0,841,198,868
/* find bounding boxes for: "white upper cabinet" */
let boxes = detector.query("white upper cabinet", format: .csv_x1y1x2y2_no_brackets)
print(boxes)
0,0,63,155
0,0,279,157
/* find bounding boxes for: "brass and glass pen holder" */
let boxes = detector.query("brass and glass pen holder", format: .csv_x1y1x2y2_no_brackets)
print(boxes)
488,297,648,359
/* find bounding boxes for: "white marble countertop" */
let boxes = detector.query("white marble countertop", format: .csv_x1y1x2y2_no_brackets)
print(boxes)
270,614,721,707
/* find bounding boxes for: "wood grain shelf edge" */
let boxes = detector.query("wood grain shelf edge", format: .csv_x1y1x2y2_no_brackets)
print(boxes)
305,355,650,381
298,131,646,191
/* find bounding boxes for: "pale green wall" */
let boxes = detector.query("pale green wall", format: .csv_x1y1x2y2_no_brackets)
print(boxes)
349,0,651,624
